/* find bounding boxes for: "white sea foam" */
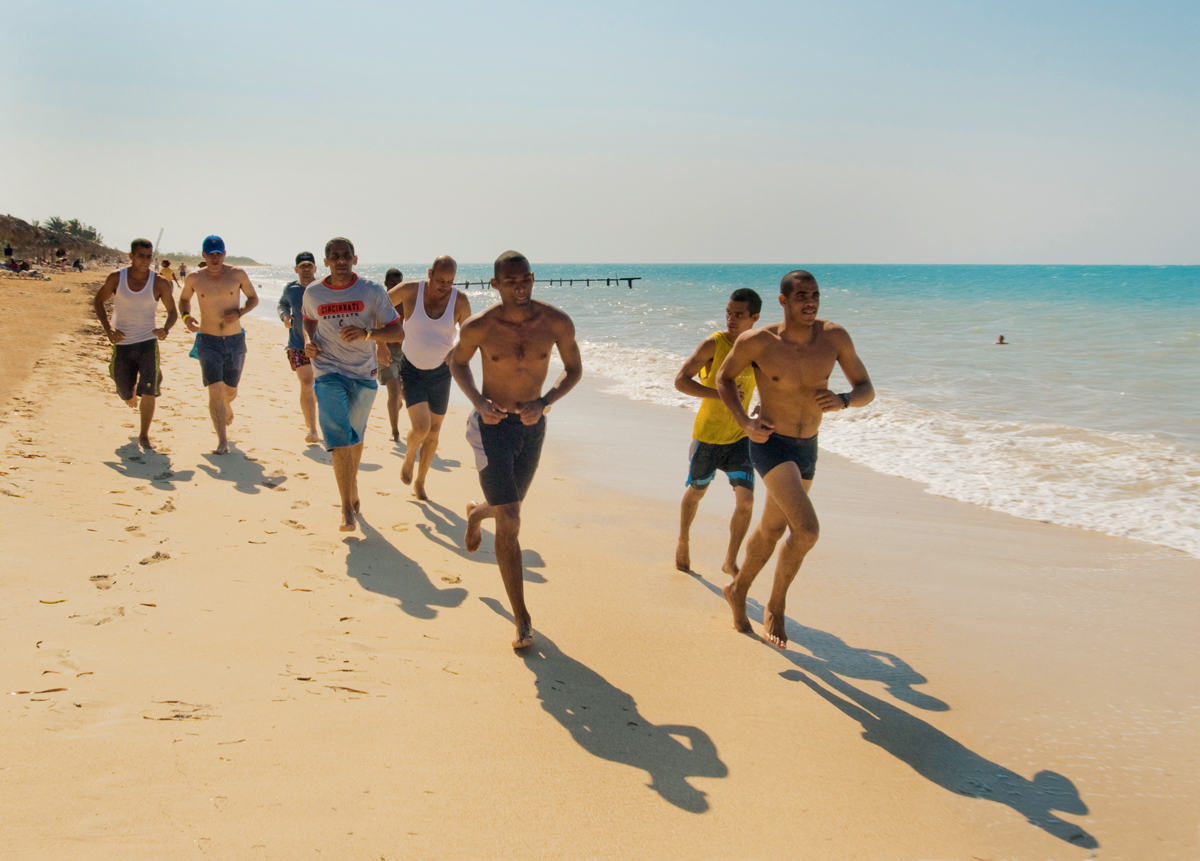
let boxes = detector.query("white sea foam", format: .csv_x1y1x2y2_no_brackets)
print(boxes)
579,339,1200,558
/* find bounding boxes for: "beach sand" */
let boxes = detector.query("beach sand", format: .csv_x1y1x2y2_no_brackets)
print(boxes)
1,278,1197,859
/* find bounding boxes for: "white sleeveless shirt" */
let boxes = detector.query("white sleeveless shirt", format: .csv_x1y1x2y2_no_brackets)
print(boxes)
112,267,158,344
401,280,459,370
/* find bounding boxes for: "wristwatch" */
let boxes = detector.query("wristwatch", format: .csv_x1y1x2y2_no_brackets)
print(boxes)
838,393,851,410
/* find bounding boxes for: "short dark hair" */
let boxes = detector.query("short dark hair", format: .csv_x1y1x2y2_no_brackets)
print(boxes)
494,250,530,277
729,288,762,315
780,269,817,297
130,238,153,252
325,236,355,257
385,267,403,279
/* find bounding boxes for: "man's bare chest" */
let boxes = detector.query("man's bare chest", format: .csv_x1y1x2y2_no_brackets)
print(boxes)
755,341,837,388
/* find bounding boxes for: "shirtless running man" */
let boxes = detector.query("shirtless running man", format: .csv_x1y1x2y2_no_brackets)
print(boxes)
716,270,874,649
387,255,472,500
93,238,179,451
449,251,582,649
179,235,259,454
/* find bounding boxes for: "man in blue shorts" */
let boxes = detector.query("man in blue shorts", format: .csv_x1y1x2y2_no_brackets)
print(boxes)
277,250,321,443
302,237,404,532
179,235,259,454
716,270,874,649
673,288,761,574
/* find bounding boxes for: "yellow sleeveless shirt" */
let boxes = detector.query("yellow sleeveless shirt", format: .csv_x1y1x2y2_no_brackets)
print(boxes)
693,331,755,445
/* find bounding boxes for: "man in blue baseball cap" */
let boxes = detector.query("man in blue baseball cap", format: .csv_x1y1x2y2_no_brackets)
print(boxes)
179,235,259,454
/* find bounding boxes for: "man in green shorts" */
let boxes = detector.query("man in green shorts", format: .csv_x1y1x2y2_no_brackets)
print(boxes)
375,268,405,442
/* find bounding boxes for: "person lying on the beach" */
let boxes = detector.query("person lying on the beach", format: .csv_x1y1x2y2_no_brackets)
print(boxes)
179,235,258,455
302,237,404,532
717,270,874,649
449,250,582,649
92,237,179,451
386,255,472,501
673,288,761,575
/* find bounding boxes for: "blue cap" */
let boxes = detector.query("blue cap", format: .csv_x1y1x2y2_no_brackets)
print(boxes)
202,235,226,255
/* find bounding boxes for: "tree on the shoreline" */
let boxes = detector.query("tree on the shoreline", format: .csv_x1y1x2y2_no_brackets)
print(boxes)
42,215,103,244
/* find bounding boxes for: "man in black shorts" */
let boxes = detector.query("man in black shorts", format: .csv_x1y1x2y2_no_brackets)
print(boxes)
449,251,582,649
92,238,179,451
376,268,405,442
716,270,874,649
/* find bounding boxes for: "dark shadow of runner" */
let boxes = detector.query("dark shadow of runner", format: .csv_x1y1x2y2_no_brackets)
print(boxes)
104,443,195,490
196,449,283,495
411,499,547,583
482,597,727,813
344,519,467,619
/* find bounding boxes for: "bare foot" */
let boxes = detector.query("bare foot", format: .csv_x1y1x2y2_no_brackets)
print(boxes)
722,582,753,635
391,429,400,443
400,454,415,486
225,404,234,426
139,435,155,452
339,507,356,532
512,620,534,650
412,481,428,502
305,430,320,444
213,442,231,455
125,396,138,409
762,609,788,650
351,496,361,514
675,537,691,572
464,502,483,553
721,558,740,577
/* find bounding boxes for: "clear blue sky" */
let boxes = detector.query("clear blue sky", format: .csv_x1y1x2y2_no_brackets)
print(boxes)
3,0,1197,264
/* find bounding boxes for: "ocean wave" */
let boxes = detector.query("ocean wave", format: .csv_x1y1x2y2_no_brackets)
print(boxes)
579,340,692,409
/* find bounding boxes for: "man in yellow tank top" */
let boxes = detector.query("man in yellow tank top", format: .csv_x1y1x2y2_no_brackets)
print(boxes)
673,289,761,574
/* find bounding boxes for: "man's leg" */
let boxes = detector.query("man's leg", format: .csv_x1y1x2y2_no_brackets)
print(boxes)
207,382,230,454
138,395,156,450
331,442,363,532
412,412,445,501
676,484,708,572
385,379,403,442
296,364,318,443
723,484,754,577
401,402,432,487
493,501,532,648
723,465,818,649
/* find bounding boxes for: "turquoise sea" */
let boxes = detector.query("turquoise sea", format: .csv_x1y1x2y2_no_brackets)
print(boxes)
247,263,1200,558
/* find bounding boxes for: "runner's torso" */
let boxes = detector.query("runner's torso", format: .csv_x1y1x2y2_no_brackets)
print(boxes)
402,280,458,369
694,331,755,445
113,267,158,344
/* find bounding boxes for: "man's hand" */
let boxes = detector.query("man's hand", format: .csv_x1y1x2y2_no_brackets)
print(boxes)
743,417,775,444
184,316,200,334
283,314,294,329
304,340,322,358
814,388,846,413
376,342,391,365
153,327,168,341
476,398,508,425
339,325,368,343
514,398,545,426
108,328,125,344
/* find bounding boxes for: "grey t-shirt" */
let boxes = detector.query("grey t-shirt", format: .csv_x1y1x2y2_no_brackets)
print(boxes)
302,275,400,381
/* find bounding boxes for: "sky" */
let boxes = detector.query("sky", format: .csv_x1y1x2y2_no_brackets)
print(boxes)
3,0,1197,265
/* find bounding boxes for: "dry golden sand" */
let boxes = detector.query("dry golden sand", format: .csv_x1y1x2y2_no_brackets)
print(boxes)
0,293,1197,860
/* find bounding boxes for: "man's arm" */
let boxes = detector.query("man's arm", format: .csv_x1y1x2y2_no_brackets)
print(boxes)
674,336,719,400
178,275,199,332
153,276,179,338
230,270,259,323
386,282,417,314
277,287,292,325
449,318,507,424
716,332,773,442
92,273,122,343
514,314,583,425
455,291,473,326
815,328,875,413
302,316,321,357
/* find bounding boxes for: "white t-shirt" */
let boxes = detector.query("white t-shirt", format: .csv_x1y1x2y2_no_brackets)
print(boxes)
302,275,400,381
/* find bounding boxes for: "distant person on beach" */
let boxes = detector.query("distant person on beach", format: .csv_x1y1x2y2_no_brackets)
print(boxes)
302,237,404,532
277,250,321,443
995,335,1007,345
179,264,187,277
158,259,179,288
673,288,762,574
92,238,179,451
179,235,259,454
376,267,405,442
3,244,11,259
450,250,582,649
717,270,874,649
388,256,472,500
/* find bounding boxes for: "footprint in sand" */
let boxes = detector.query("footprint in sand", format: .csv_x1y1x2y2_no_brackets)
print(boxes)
139,551,170,565
90,573,114,590
151,498,175,515
73,606,125,626
282,519,306,530
291,501,310,510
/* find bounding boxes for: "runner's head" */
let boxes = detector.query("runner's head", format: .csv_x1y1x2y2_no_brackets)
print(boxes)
160,259,171,268
427,255,457,299
295,250,317,282
129,238,154,273
201,235,226,269
779,269,819,323
726,288,761,337
492,251,533,306
323,237,356,281
384,267,404,289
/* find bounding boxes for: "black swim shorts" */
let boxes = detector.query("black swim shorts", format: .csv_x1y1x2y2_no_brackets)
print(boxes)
196,331,247,388
466,411,546,507
686,438,754,490
399,354,451,415
749,432,818,481
109,339,161,401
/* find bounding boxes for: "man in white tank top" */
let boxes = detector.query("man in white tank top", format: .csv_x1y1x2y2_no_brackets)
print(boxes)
92,238,179,451
386,255,472,500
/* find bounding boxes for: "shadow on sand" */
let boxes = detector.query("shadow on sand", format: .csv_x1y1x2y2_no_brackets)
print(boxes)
692,573,1097,849
103,442,195,490
343,519,467,619
411,498,547,583
483,597,727,813
195,448,286,495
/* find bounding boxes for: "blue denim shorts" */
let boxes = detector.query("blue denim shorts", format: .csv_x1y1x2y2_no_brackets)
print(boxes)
314,373,378,451
196,331,247,388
